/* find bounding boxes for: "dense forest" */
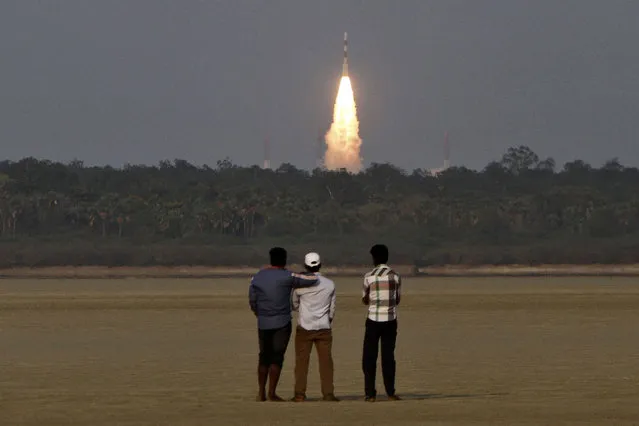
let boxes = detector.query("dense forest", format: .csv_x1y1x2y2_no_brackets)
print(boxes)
1,145,638,267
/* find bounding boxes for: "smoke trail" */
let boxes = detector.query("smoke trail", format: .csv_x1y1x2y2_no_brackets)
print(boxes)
324,76,362,173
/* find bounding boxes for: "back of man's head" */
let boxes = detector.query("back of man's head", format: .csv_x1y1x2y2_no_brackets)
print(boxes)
304,252,321,273
370,244,389,266
269,247,287,267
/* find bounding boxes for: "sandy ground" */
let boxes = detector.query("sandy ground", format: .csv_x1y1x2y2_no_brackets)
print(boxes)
1,276,638,425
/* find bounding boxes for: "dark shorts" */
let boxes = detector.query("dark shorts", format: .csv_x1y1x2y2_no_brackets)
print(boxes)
258,322,292,367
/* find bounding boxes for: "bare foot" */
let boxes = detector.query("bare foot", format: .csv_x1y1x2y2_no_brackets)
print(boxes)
267,394,285,402
256,393,266,402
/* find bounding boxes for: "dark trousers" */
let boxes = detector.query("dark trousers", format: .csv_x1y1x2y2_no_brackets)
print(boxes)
258,322,292,367
362,318,397,398
294,326,334,397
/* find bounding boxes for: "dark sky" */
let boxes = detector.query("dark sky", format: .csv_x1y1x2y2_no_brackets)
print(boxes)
1,0,638,171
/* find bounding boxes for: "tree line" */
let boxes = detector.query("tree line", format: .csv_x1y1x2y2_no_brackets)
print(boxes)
1,145,638,267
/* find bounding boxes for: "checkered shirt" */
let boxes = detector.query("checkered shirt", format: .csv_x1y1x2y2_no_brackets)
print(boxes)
362,264,401,322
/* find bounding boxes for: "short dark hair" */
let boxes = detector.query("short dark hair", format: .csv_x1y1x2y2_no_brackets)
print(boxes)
370,244,389,265
305,263,321,273
269,247,287,267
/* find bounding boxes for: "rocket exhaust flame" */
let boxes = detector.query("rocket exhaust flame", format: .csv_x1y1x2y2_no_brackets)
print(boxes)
324,33,362,173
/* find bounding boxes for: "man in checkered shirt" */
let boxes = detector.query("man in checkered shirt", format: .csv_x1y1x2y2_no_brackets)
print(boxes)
361,244,401,402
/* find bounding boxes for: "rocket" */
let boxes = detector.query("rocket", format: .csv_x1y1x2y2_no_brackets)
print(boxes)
342,32,348,76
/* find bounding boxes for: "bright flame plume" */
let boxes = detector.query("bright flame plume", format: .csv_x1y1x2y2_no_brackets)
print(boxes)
324,76,362,172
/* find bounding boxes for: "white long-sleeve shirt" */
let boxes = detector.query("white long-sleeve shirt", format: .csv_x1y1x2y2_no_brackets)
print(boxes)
292,273,336,331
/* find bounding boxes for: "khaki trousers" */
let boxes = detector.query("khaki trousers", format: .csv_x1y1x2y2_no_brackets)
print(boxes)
294,325,334,397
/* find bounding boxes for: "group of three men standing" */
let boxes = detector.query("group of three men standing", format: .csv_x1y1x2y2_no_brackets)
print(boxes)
248,244,402,402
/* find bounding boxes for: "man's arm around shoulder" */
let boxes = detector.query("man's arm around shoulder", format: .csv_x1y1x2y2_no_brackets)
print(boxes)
290,271,319,289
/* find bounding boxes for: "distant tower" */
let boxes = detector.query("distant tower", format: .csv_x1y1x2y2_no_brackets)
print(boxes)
316,129,324,169
263,138,271,169
443,131,450,170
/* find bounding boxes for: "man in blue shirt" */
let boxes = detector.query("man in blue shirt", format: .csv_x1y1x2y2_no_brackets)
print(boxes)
249,247,319,401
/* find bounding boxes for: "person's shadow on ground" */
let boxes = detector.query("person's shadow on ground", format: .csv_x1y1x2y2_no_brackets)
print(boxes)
303,392,507,402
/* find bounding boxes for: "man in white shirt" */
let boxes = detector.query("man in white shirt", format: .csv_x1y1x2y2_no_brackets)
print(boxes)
291,252,339,402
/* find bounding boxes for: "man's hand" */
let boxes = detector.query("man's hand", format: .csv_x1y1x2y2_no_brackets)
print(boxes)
362,295,370,305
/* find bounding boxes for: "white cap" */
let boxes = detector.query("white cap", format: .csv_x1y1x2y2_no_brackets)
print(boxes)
304,252,321,267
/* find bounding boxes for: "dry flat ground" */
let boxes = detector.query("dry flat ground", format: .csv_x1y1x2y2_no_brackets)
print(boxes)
1,277,639,425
